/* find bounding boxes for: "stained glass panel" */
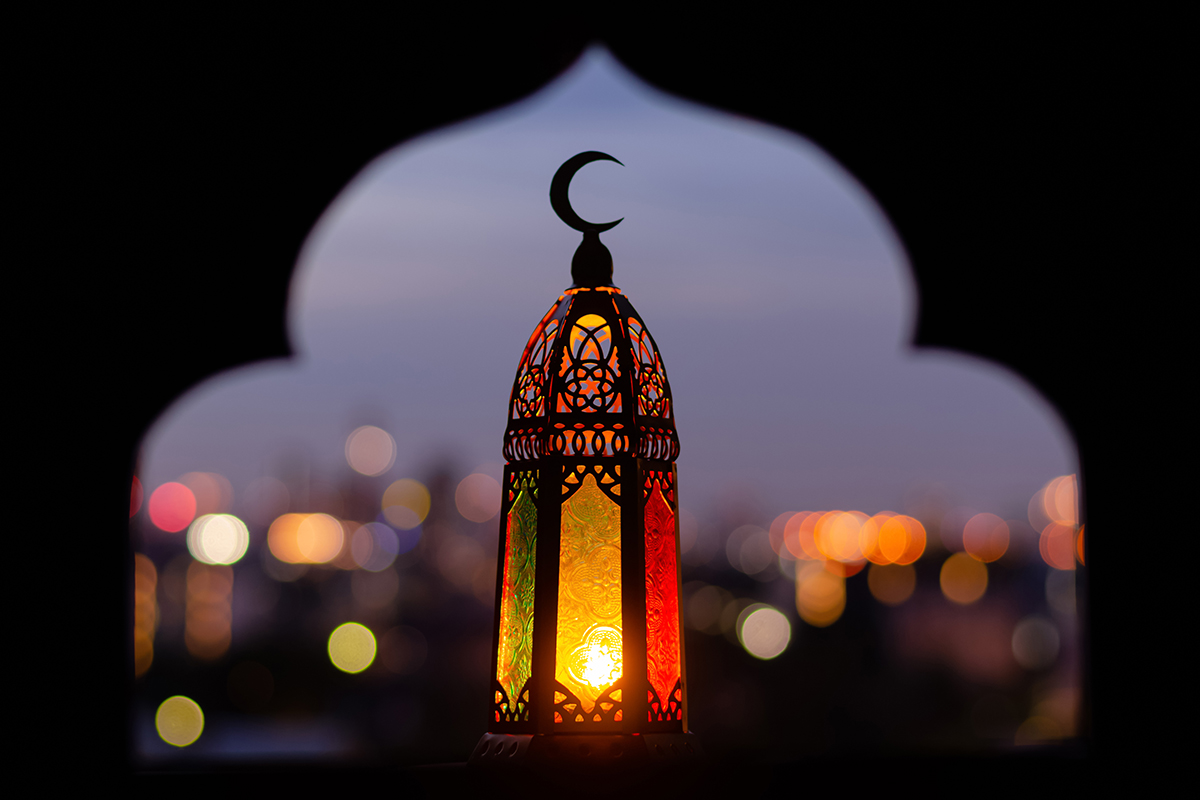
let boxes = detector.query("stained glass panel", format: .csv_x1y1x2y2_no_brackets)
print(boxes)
496,481,536,707
555,472,622,713
644,478,681,719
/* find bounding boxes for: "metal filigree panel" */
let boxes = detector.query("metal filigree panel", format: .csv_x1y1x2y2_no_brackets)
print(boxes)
555,313,623,414
509,296,572,420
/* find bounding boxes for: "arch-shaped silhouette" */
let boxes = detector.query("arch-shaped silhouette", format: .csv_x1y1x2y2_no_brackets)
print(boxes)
92,15,1148,778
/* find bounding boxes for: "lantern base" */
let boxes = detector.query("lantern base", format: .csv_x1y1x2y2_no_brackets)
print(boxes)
468,731,703,768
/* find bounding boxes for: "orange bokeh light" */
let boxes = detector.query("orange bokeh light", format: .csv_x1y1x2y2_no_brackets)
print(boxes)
185,562,232,660
149,482,197,532
875,514,925,565
784,512,821,560
1043,475,1078,526
963,512,1010,563
1076,525,1085,565
134,553,157,676
860,512,895,565
795,561,845,627
268,513,344,564
268,514,306,564
1040,522,1076,571
814,511,868,562
940,552,988,605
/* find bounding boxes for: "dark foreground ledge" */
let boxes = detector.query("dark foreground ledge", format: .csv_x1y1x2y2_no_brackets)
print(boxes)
136,742,1090,797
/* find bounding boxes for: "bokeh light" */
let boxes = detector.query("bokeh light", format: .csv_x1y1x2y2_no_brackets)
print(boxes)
382,479,430,530
297,513,344,563
186,562,232,660
795,561,845,627
351,522,401,571
267,513,306,564
134,553,157,677
345,425,396,477
737,605,791,659
1076,525,1085,565
867,563,916,606
881,514,926,565
1043,474,1078,525
267,513,344,564
816,510,867,562
785,511,821,560
1012,615,1060,670
963,512,1009,563
186,514,250,565
148,482,197,532
455,473,502,523
940,552,988,605
1040,522,1076,571
859,512,894,565
155,696,204,747
329,622,377,673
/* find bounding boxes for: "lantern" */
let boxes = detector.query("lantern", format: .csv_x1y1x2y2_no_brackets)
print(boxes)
470,153,699,765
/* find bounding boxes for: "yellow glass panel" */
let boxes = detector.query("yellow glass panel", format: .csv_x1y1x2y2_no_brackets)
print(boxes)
556,472,622,712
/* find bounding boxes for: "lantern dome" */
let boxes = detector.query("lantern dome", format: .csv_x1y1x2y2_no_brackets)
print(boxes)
503,287,680,464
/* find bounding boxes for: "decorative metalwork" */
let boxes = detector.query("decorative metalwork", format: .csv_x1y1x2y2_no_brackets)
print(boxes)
627,317,670,419
556,313,622,414
510,296,572,420
553,679,625,725
647,678,684,723
493,677,532,724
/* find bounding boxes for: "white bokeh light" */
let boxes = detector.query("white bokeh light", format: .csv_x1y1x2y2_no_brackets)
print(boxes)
186,514,250,565
737,604,791,660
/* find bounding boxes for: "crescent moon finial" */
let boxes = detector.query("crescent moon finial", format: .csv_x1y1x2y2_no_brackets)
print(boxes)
550,151,624,233
551,152,624,288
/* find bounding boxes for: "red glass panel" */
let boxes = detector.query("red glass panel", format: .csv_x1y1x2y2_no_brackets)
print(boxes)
644,479,680,716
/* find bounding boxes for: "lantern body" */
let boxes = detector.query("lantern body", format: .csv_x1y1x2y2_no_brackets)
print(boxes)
487,285,686,739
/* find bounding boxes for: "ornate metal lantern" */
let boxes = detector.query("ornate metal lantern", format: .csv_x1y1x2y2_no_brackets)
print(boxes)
471,153,699,765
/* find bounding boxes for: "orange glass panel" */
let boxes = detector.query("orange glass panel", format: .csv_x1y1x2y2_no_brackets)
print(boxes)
644,481,681,717
556,472,622,712
496,484,536,707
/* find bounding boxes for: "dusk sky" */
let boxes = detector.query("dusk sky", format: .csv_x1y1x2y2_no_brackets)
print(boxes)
139,48,1075,523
